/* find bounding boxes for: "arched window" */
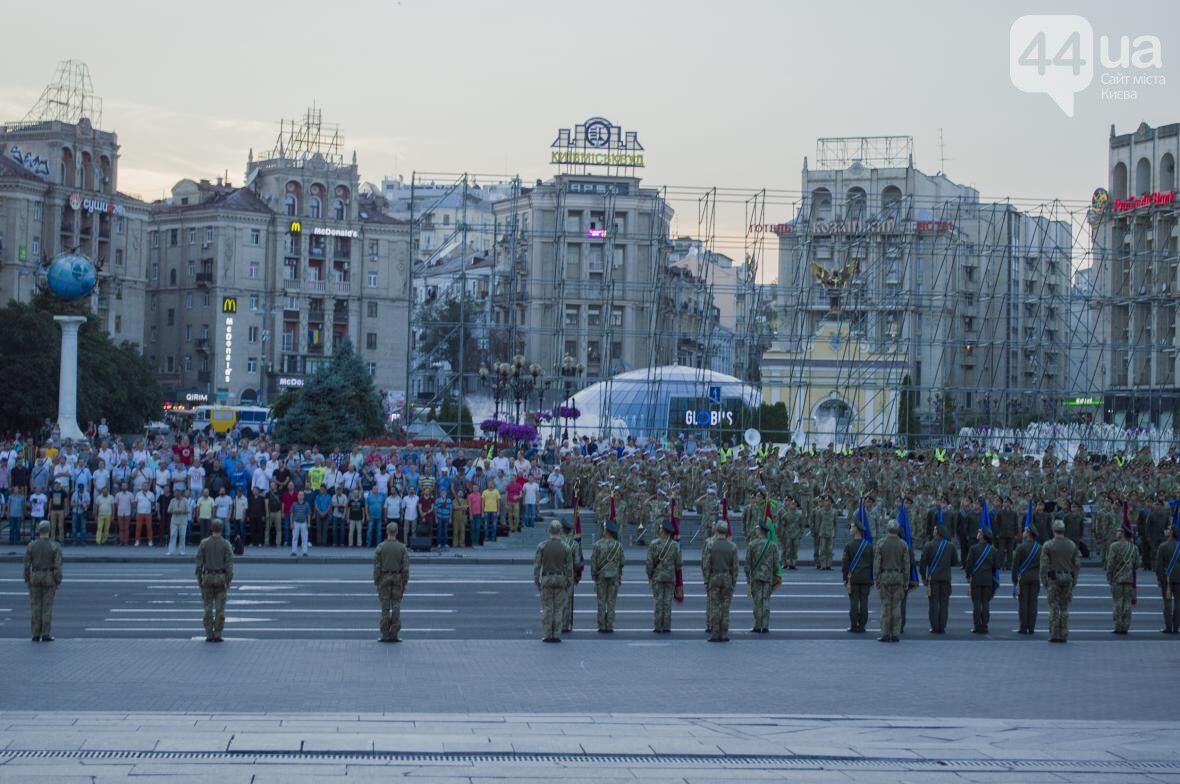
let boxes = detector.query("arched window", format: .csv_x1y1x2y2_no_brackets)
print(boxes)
881,185,903,211
1160,153,1175,192
333,199,346,221
308,196,322,219
811,188,832,220
1136,157,1152,196
61,147,75,187
846,187,867,220
284,194,297,216
1112,162,1128,201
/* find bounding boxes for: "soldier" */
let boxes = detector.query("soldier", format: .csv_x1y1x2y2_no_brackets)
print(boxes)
560,518,583,633
1104,522,1139,635
965,527,999,634
741,489,764,542
1039,519,1080,643
1092,495,1117,566
24,520,62,642
1012,525,1042,634
919,520,959,634
694,485,719,544
874,520,909,642
814,496,836,571
994,497,1018,571
534,520,573,643
1154,524,1180,634
779,496,804,570
373,521,409,642
194,519,234,643
1144,500,1169,573
744,519,778,634
590,519,624,633
1062,500,1084,551
841,519,873,634
645,519,682,634
704,521,739,642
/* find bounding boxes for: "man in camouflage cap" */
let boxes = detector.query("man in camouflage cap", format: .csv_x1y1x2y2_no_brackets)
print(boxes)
25,520,62,642
590,519,624,633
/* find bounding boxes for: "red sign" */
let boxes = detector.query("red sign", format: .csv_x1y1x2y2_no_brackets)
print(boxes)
916,220,954,232
1112,190,1176,213
748,223,792,236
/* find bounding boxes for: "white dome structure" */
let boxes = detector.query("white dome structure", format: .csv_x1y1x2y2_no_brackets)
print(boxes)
560,366,760,440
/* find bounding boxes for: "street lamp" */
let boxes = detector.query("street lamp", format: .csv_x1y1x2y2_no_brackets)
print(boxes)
558,353,586,440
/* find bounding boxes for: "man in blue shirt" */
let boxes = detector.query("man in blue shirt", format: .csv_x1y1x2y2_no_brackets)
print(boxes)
365,490,386,549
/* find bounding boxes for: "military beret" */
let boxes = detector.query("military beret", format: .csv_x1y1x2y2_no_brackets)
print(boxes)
561,517,574,531
661,519,675,533
605,520,619,536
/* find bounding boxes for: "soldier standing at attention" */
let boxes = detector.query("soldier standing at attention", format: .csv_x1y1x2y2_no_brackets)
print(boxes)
560,518,583,633
25,520,62,642
994,497,1018,571
195,519,234,642
842,519,873,634
874,520,909,642
919,521,959,634
694,485,719,543
534,520,572,643
646,519,682,634
704,521,739,641
590,520,624,633
1105,522,1140,635
373,522,409,642
744,519,778,634
1040,519,1081,643
1154,524,1180,634
965,527,999,634
1012,525,1042,635
779,496,804,570
814,496,836,571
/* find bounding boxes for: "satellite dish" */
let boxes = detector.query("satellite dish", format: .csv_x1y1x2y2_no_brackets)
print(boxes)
744,428,761,449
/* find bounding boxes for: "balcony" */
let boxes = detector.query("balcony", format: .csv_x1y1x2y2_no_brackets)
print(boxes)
195,338,210,354
196,271,214,287
333,281,351,295
303,278,327,294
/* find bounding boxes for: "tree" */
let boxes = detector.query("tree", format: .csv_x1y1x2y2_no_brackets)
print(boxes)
273,341,384,450
431,398,474,441
0,294,162,436
416,296,483,385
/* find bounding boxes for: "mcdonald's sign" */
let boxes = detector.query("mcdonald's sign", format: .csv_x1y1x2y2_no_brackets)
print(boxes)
222,297,238,314
288,219,302,235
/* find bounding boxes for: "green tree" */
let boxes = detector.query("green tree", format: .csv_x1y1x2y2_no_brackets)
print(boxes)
273,341,384,450
434,398,474,441
0,294,162,436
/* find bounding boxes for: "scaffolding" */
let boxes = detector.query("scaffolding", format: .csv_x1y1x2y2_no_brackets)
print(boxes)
20,59,103,127
264,106,344,165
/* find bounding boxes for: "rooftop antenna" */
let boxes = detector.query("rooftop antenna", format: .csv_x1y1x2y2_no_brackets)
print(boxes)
938,128,952,175
22,59,103,126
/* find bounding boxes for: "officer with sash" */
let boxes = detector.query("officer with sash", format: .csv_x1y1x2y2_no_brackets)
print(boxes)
965,526,999,634
1012,524,1042,635
1155,523,1180,634
841,518,873,634
919,520,959,634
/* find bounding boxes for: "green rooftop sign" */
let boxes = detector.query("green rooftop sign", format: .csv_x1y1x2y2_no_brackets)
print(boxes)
1062,396,1102,407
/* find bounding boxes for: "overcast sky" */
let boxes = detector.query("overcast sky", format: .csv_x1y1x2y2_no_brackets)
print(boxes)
2,0,1176,263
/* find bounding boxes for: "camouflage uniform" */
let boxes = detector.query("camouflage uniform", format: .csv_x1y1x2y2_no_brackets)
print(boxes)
562,529,584,632
779,503,804,568
813,505,836,569
703,529,738,640
745,528,779,632
24,531,62,640
875,532,910,639
590,534,624,632
1104,535,1139,633
533,532,573,641
645,532,682,632
694,493,719,543
1039,530,1081,642
195,532,234,641
373,529,409,641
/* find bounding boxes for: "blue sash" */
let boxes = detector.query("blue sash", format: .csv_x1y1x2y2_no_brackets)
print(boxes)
927,539,947,580
1166,543,1180,580
1012,541,1039,597
971,544,993,576
847,539,869,581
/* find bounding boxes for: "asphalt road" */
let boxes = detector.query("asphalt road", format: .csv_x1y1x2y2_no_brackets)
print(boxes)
1,560,1173,641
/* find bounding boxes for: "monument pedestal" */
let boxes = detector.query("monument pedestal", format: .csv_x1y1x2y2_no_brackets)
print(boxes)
54,315,86,443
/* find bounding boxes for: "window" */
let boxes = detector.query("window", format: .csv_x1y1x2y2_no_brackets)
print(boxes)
248,261,259,279
114,315,121,333
184,354,192,371
200,324,209,339
185,293,193,309
250,229,261,246
587,305,602,326
367,239,378,258
32,202,43,220
367,271,378,288
115,249,124,267
333,199,346,221
248,326,259,343
247,357,258,374
287,296,298,310
250,294,260,311
187,260,195,278
308,196,322,219
366,332,378,350
366,362,376,377
285,194,297,216
366,301,378,318
166,356,174,373
151,231,159,248
166,308,175,326
150,262,159,282
188,228,196,245
564,305,581,327
610,306,624,327
169,229,178,246
31,239,41,259
205,227,213,244
185,325,192,341
169,269,177,286
202,293,210,306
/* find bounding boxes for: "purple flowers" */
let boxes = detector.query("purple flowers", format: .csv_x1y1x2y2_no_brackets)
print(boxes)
533,410,554,423
479,418,505,435
497,423,537,443
558,406,581,419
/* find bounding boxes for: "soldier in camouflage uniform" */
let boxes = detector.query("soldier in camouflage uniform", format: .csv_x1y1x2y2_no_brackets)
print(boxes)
646,520,682,633
1040,519,1081,643
373,521,410,642
590,520,624,633
813,496,836,570
745,519,779,634
693,486,719,544
560,517,583,633
24,520,62,642
778,495,804,570
195,519,234,643
874,520,910,642
1155,524,1180,634
1104,522,1139,634
703,521,738,641
534,520,573,642
1093,494,1118,566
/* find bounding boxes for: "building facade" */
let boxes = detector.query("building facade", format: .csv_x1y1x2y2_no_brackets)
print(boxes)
1094,121,1180,428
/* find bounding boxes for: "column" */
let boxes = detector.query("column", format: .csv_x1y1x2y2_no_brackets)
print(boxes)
54,315,87,442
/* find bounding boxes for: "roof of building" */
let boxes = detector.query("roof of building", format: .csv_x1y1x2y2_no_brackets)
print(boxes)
0,155,47,183
151,186,272,216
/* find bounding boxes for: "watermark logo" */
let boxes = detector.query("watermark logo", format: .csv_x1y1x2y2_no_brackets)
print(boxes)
1010,15,1163,116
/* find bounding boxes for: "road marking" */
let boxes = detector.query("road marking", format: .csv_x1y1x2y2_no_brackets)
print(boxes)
108,608,453,614
84,627,457,633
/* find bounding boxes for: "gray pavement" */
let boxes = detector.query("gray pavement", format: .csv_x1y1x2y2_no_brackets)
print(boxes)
1,711,1178,783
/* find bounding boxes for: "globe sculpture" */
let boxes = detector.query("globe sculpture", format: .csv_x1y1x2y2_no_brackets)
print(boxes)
39,252,96,443
41,252,97,301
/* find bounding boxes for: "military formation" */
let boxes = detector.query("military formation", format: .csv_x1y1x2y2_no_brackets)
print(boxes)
21,443,1180,642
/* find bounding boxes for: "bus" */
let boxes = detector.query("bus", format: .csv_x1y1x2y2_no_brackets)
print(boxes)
190,405,272,439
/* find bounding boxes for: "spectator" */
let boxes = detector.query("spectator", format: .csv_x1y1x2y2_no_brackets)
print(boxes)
523,475,540,528
290,491,311,557
166,488,190,555
8,485,26,544
467,486,483,545
481,483,500,543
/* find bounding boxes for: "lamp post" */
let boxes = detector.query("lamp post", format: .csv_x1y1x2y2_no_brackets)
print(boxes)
479,354,545,444
558,353,585,441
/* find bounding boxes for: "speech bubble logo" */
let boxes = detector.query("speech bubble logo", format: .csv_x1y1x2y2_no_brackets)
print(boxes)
1010,15,1094,117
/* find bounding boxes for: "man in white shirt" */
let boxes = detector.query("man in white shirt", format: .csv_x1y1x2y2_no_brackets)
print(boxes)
547,468,565,510
401,490,420,545
189,463,206,497
251,462,270,494
154,463,171,496
134,488,155,546
373,467,391,496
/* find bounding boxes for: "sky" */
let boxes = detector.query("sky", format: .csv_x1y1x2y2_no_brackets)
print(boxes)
2,0,1177,264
